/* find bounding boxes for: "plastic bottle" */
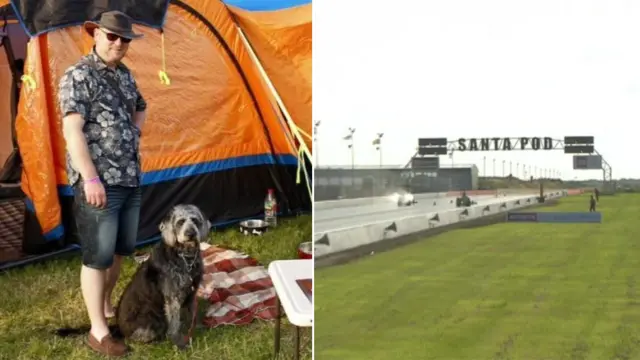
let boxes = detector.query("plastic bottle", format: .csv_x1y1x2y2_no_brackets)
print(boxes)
264,188,277,227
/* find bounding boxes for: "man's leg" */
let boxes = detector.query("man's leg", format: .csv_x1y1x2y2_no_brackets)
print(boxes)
80,266,109,339
109,187,142,313
74,185,121,341
104,255,124,318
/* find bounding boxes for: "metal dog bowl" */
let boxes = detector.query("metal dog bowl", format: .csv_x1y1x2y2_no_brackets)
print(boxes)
239,219,269,236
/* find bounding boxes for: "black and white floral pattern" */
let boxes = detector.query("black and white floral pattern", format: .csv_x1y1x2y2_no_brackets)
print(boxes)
58,48,147,187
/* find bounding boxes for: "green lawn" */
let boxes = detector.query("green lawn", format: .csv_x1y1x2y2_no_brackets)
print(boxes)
315,194,640,360
0,215,312,360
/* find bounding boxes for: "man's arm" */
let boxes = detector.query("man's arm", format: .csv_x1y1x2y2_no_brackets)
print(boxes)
62,114,99,180
132,73,147,131
58,68,98,181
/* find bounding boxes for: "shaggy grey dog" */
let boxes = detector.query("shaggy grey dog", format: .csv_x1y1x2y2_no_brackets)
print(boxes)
115,204,210,349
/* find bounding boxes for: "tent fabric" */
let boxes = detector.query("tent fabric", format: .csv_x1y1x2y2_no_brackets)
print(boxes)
9,0,171,37
0,40,12,168
228,3,312,156
0,18,28,181
0,0,311,248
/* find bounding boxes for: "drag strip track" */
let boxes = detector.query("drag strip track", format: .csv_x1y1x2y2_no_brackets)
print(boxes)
314,194,500,233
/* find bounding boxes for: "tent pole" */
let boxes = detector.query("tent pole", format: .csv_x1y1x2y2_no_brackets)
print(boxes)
234,27,311,160
234,26,312,199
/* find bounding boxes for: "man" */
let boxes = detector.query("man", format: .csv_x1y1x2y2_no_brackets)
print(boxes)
589,194,597,212
58,10,146,357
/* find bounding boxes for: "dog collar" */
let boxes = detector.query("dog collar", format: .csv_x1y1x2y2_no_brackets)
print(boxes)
179,253,198,272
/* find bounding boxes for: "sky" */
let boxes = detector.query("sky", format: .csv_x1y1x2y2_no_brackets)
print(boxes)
313,0,640,180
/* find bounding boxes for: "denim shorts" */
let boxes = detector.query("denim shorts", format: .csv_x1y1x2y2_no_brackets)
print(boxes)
73,183,142,269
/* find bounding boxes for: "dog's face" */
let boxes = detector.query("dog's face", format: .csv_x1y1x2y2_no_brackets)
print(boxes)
159,204,211,253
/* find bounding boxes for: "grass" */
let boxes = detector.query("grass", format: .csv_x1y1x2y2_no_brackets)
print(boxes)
0,215,312,360
315,194,640,360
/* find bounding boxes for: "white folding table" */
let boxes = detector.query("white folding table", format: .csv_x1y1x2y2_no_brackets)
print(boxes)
268,259,313,359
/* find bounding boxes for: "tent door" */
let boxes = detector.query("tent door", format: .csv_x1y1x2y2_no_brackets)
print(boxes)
0,6,23,183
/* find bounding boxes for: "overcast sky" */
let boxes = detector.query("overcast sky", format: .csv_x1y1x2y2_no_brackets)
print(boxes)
313,0,640,180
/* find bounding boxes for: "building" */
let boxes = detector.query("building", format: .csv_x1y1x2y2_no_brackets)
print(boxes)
314,163,479,201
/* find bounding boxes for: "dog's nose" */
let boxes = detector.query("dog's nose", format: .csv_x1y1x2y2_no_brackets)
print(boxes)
185,228,197,238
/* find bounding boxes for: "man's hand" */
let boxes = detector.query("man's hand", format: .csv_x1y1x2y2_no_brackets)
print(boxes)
83,179,107,208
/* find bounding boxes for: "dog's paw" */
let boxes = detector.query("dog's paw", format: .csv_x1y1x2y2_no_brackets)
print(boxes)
171,334,190,350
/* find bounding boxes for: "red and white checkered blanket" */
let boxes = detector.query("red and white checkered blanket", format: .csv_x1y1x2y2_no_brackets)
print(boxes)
196,243,279,328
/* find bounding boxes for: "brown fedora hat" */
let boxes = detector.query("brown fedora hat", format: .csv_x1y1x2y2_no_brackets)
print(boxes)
84,10,143,40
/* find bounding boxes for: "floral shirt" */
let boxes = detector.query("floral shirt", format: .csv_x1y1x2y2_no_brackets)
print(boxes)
58,48,146,187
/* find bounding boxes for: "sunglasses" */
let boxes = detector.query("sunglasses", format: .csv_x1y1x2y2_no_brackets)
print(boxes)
102,30,132,44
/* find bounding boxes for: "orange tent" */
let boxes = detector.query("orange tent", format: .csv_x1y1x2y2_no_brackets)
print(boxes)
0,0,311,269
229,4,312,155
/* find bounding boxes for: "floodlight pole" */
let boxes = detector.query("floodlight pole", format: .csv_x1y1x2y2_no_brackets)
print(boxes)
346,128,356,187
376,133,384,169
483,156,486,176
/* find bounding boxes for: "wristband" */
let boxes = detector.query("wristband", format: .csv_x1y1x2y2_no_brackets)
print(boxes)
86,176,101,184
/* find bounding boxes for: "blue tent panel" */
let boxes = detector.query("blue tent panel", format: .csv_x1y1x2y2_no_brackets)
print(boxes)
222,0,310,11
